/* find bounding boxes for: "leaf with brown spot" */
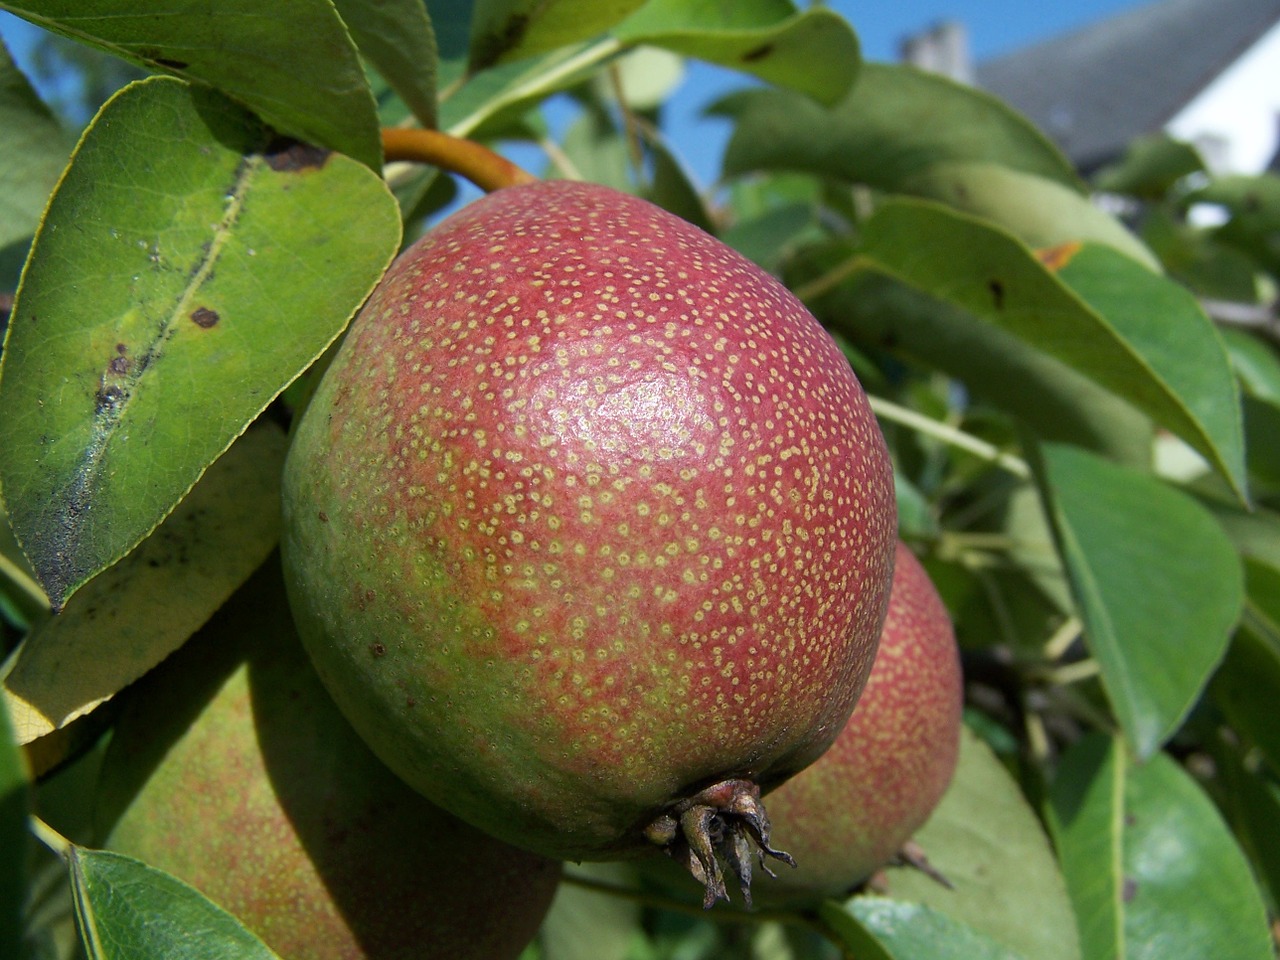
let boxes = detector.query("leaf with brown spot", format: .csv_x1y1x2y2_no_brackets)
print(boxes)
0,77,401,610
852,198,1246,501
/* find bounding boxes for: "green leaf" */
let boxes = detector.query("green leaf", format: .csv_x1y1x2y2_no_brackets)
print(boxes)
0,697,29,960
892,471,938,540
794,264,1155,466
333,0,439,129
1048,734,1273,960
1212,737,1280,914
69,847,282,960
855,200,1246,498
1050,243,1245,494
0,76,400,611
559,99,632,193
614,0,859,105
441,40,619,138
1092,133,1206,199
0,37,73,268
1211,559,1280,773
723,203,815,272
424,0,473,90
904,163,1158,268
470,0,646,70
1034,444,1242,757
540,864,641,960
1140,209,1263,303
1243,394,1280,489
877,728,1080,960
1223,327,1280,405
813,903,895,960
719,63,1078,191
644,130,715,235
1210,501,1280,570
1187,174,1280,278
1,0,381,168
827,897,1026,960
3,425,286,744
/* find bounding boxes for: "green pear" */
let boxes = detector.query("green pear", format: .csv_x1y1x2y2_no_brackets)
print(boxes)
94,563,561,960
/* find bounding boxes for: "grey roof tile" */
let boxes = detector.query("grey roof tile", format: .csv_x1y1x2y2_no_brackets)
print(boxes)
975,0,1280,172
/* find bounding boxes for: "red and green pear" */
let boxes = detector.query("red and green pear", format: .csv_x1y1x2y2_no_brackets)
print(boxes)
94,567,561,960
281,180,897,904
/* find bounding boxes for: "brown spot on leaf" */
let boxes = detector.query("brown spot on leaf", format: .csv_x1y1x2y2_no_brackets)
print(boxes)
191,306,220,329
742,43,774,62
318,510,329,523
1036,241,1084,272
264,138,332,172
987,278,1006,309
95,384,126,414
370,642,386,658
109,355,130,375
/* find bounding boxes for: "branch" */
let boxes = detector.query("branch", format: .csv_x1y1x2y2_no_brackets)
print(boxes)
1200,297,1280,346
867,395,1031,479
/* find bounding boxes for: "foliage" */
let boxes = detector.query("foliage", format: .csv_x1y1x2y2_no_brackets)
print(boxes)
1,2,1278,959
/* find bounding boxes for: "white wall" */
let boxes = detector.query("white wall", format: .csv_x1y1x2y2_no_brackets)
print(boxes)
1165,19,1280,174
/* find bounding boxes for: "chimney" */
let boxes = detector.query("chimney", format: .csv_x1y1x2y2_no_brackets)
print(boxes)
900,20,973,84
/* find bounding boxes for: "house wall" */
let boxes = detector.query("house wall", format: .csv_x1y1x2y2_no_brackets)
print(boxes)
1164,19,1280,174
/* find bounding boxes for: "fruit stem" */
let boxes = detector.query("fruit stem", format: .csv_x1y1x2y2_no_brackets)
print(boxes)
29,814,73,858
381,127,538,193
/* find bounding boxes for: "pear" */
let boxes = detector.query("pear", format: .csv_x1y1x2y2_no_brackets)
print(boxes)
95,564,561,960
282,180,897,904
749,541,963,904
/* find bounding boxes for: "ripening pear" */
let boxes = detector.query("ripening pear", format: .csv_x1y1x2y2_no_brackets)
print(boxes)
751,541,963,904
281,180,898,904
95,565,561,960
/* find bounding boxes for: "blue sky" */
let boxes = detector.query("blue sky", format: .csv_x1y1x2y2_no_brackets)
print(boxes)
832,0,1149,61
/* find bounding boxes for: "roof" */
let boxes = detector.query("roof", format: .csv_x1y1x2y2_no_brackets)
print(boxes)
975,0,1280,173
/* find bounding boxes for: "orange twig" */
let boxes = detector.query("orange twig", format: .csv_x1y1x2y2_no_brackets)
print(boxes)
380,127,537,193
